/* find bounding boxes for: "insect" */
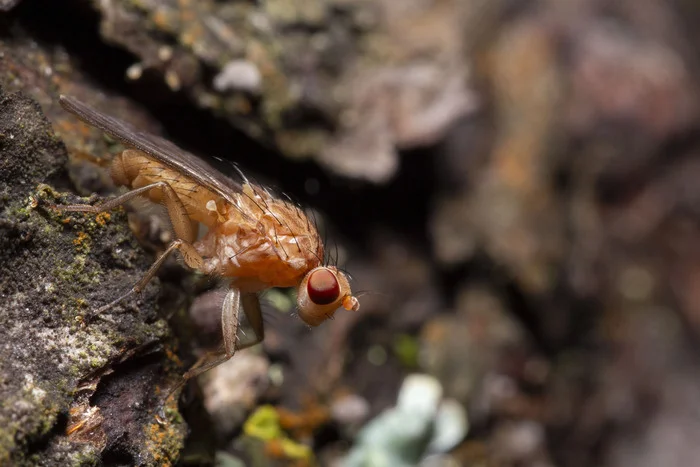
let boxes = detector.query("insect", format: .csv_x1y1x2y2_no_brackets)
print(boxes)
53,95,360,392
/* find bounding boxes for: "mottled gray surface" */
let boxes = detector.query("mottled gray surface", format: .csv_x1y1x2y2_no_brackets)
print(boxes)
0,89,185,465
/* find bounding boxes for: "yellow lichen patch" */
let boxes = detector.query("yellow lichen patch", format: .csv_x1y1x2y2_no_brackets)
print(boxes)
244,405,282,440
243,405,314,463
143,417,183,467
264,438,313,464
73,231,91,253
145,422,172,467
95,212,111,227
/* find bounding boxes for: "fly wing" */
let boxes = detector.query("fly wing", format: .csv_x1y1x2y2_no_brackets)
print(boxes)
59,95,243,204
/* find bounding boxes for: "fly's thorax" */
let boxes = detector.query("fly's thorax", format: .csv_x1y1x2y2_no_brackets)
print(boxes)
296,266,360,326
201,191,324,288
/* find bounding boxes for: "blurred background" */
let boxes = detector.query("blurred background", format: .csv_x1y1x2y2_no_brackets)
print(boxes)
3,0,700,466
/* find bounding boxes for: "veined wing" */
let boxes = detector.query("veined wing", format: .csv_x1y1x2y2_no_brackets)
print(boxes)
59,95,244,206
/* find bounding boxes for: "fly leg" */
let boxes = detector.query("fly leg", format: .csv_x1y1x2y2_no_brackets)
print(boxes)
52,179,198,243
162,290,265,405
94,239,202,313
52,180,202,313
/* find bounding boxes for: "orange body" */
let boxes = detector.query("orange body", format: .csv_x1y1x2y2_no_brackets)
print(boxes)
112,150,324,292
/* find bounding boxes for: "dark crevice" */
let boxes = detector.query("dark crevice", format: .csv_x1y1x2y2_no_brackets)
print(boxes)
102,447,135,467
91,351,167,465
90,351,163,406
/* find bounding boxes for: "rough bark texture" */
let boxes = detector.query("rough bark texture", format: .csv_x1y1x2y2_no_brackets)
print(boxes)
0,89,186,465
5,0,700,466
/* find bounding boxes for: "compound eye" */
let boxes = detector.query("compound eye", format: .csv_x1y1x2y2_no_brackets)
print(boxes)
307,268,340,305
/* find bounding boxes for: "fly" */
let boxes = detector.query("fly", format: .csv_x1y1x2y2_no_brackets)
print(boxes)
53,95,360,394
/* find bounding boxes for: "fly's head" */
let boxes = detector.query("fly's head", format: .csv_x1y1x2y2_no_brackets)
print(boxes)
296,266,360,326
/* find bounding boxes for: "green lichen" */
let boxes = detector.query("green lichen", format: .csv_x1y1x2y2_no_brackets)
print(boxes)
54,254,102,285
243,405,314,462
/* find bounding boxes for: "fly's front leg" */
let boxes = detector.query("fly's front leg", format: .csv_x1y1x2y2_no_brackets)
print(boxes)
240,292,265,346
162,290,265,405
180,288,241,383
182,291,265,380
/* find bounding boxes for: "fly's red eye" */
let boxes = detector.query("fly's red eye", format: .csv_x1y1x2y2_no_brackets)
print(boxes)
307,269,340,305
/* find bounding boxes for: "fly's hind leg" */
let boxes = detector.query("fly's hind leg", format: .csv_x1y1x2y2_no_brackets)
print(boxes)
95,238,203,313
162,290,265,405
53,179,201,313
